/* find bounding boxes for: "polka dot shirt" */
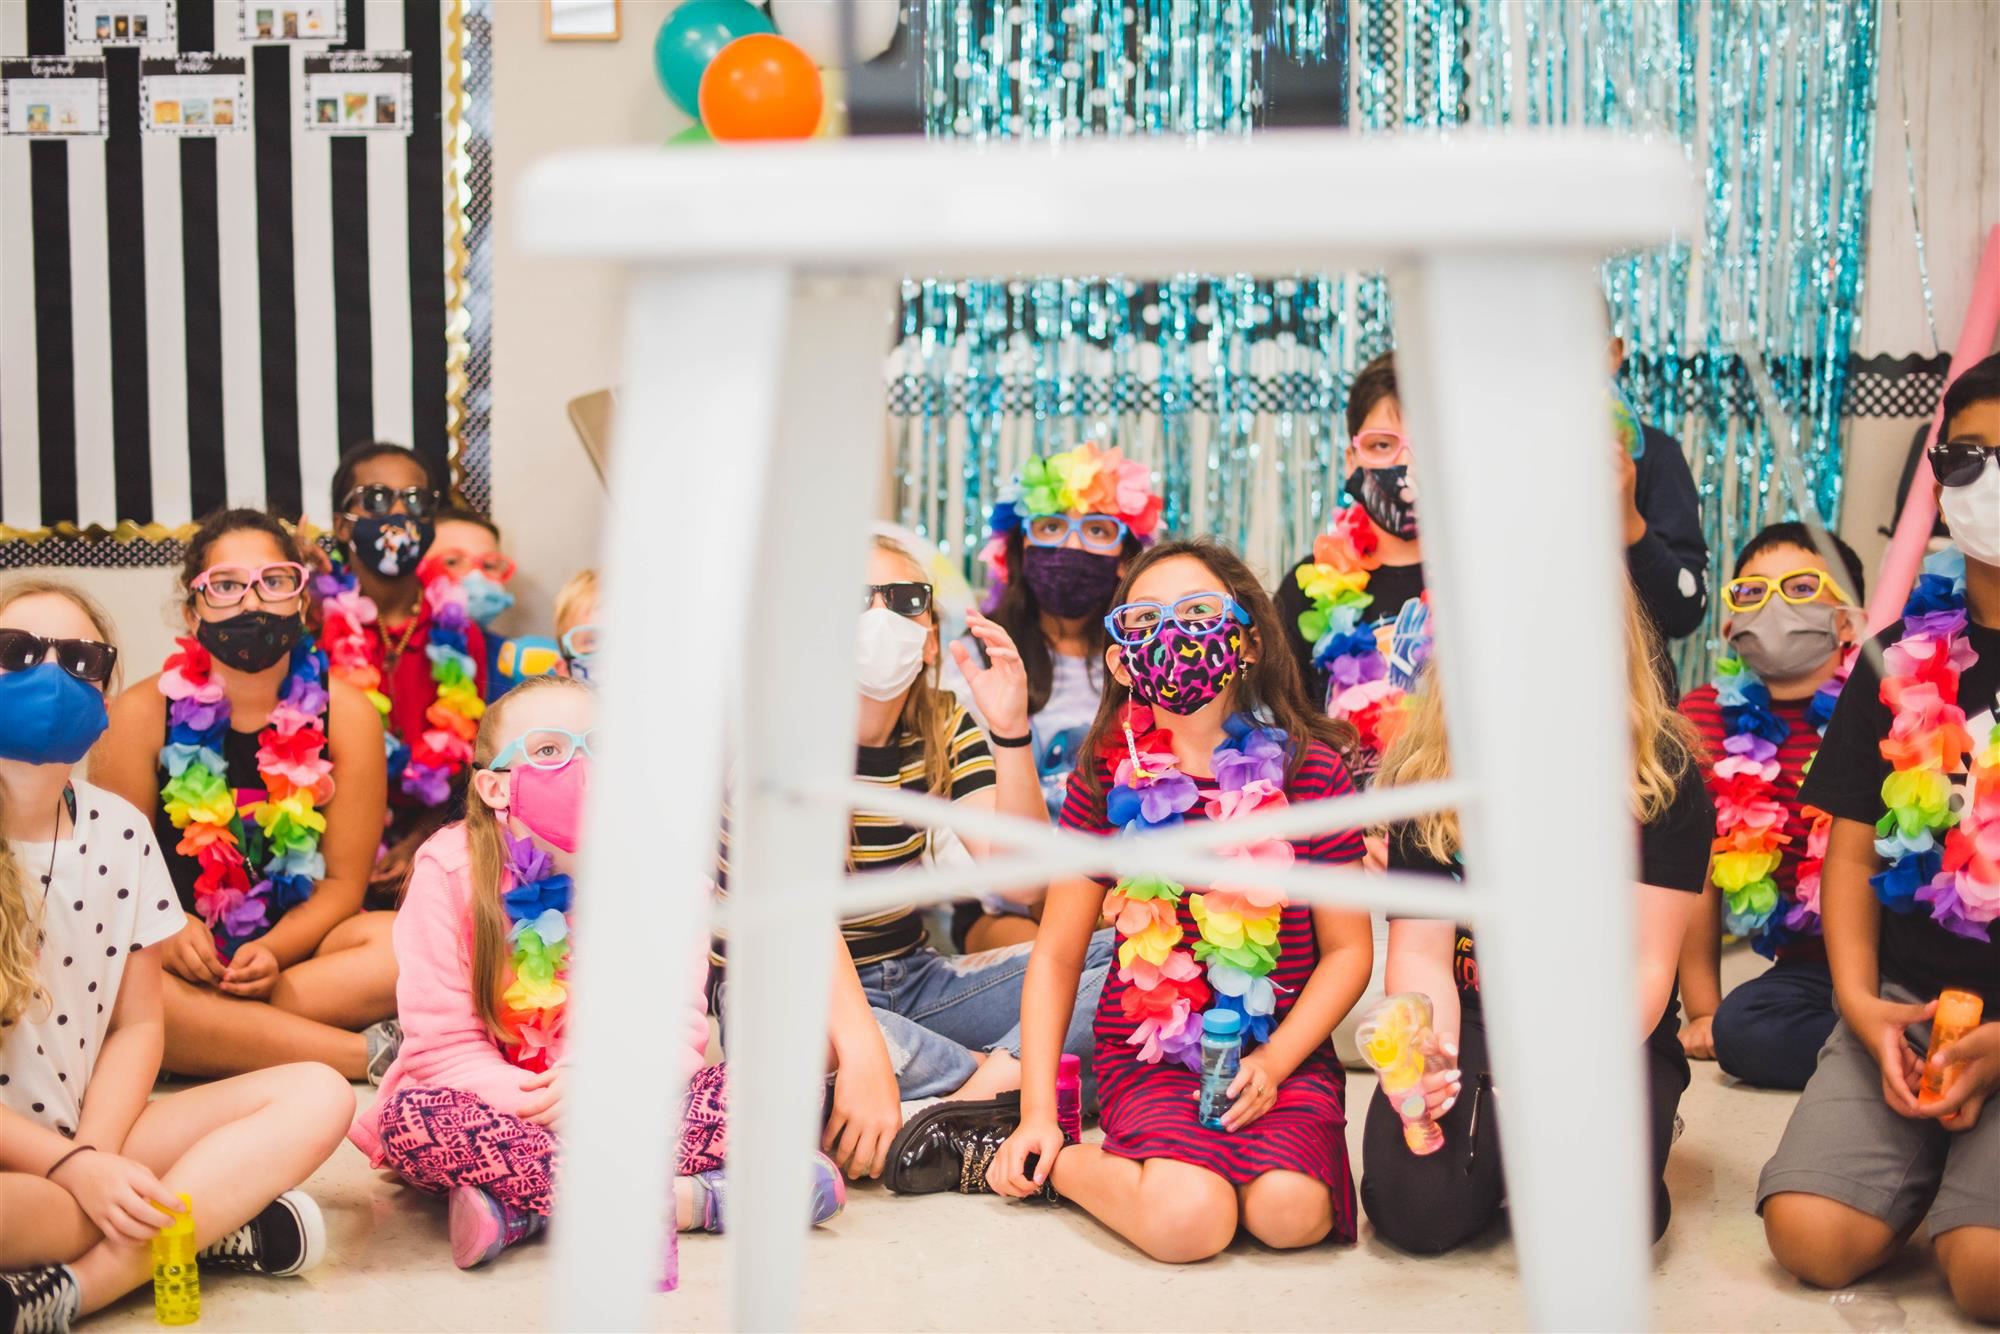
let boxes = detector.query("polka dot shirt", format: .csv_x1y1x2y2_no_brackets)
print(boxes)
0,782,183,1136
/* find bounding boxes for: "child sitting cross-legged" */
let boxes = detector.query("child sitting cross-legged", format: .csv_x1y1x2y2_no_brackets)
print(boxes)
349,676,843,1275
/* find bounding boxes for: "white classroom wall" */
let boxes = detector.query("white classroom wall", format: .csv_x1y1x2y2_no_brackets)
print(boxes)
13,0,2000,669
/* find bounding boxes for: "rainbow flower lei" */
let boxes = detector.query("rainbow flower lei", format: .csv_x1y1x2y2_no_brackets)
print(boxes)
1294,504,1420,759
980,440,1165,588
1707,652,1846,956
158,635,333,957
1871,547,2000,941
313,554,483,806
498,831,571,1072
1101,703,1296,1069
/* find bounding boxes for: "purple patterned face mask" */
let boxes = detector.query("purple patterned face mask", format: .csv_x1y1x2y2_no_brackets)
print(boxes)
1022,545,1122,618
1120,618,1246,716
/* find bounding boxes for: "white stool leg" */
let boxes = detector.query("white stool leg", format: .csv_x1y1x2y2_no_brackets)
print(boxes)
555,266,793,1332
723,276,896,1332
1394,254,1652,1330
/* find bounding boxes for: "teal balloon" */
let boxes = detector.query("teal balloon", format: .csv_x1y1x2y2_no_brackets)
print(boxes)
653,0,774,118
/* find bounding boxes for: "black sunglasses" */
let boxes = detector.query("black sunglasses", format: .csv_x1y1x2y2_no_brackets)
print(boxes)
1927,439,1999,489
864,582,934,619
0,629,118,684
341,483,440,519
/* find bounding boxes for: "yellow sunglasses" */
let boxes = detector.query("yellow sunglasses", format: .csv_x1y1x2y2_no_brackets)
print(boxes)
1722,568,1851,614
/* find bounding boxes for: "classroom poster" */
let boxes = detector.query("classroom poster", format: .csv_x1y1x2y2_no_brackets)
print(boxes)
239,1,343,43
140,54,250,135
301,50,411,134
67,0,177,49
0,57,108,138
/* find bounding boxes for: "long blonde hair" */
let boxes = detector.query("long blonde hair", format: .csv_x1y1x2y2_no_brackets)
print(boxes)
1376,591,1699,863
0,579,121,1026
464,674,591,1043
872,536,956,799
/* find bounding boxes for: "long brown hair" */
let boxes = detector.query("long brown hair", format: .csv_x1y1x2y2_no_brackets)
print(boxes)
464,674,591,1043
0,579,121,1026
1377,587,1699,862
872,535,958,799
1075,537,1357,797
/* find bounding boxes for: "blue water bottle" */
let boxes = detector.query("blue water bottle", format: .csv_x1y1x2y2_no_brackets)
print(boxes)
1196,1009,1243,1129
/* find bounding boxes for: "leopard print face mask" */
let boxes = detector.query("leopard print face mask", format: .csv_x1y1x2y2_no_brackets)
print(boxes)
1119,618,1246,716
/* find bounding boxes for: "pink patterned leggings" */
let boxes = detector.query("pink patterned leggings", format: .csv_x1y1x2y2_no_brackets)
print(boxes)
377,1063,729,1217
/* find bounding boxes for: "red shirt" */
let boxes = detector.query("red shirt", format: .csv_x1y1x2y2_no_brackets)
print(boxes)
1679,682,1824,957
376,605,487,809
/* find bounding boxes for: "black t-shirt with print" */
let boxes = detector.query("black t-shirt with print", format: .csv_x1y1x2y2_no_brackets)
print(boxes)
1274,556,1428,704
1388,751,1714,1055
1798,616,2000,1005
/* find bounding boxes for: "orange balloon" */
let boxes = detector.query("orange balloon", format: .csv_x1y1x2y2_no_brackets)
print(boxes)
698,33,823,141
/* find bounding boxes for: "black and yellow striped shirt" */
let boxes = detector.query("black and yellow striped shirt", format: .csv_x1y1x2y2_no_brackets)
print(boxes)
713,704,996,967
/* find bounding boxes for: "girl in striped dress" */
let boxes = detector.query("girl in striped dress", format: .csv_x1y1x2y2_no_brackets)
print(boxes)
984,538,1373,1261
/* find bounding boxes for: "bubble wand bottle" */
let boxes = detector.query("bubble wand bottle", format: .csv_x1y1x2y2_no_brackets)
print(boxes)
1920,989,1985,1107
151,1194,199,1325
1357,993,1450,1155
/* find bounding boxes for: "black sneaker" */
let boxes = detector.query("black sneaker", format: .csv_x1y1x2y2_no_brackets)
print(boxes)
885,1092,1057,1198
200,1190,326,1277
0,1266,79,1334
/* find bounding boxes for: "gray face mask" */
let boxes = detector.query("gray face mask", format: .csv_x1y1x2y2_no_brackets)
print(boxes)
1728,598,1848,682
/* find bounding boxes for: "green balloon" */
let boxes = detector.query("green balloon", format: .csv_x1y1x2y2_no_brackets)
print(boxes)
653,0,774,118
669,124,712,146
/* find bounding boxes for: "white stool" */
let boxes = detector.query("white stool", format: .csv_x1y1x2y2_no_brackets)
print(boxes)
521,130,1695,1332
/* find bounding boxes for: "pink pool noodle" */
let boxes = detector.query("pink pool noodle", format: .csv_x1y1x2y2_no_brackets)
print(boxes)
1868,224,2000,634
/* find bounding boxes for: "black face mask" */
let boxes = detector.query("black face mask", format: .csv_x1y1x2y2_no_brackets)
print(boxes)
197,611,302,674
347,515,434,578
1021,545,1123,619
1344,464,1419,540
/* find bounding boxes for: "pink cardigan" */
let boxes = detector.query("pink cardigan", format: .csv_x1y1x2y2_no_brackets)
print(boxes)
350,824,710,1161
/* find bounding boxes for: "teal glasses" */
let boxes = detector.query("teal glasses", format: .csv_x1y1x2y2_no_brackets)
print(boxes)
487,728,597,773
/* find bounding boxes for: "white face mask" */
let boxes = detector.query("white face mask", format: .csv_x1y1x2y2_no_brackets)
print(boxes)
856,607,929,701
1941,462,2000,568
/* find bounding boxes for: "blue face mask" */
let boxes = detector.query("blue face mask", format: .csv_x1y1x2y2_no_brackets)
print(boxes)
460,571,515,626
0,663,110,765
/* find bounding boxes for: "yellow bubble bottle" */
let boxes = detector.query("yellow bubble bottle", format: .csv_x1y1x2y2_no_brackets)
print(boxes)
1356,993,1449,1155
1920,989,1985,1106
150,1193,199,1326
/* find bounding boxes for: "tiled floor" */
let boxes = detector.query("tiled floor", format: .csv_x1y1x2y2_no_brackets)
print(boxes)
91,952,1980,1333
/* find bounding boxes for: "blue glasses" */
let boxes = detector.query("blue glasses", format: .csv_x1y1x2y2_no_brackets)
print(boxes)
1026,513,1128,553
1104,592,1249,646
487,727,596,772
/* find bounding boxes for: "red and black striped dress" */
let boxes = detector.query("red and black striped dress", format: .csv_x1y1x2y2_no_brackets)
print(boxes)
1059,737,1365,1240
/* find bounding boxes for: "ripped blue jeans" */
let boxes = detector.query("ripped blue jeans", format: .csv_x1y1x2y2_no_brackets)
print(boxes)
862,928,1116,1101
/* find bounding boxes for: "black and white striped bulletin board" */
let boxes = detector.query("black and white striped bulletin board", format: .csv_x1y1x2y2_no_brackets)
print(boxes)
0,0,489,566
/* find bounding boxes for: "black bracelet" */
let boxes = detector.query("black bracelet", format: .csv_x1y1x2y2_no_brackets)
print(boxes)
45,1144,96,1178
989,730,1032,749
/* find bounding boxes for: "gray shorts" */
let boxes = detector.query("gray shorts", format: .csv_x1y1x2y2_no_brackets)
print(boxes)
1756,983,2000,1239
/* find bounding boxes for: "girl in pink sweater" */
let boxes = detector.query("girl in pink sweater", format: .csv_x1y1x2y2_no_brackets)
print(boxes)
350,677,842,1272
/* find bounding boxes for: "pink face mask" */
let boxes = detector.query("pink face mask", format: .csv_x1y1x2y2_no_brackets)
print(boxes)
510,756,590,853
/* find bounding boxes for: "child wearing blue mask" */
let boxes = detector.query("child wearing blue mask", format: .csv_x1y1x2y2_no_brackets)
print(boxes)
0,579,354,1332
422,507,522,703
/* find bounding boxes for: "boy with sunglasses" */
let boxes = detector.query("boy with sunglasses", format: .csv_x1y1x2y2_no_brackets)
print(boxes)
1759,352,2000,1321
1676,523,1865,1088
321,442,487,900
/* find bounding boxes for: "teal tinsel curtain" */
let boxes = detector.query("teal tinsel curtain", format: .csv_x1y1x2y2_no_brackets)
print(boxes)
892,0,1880,675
